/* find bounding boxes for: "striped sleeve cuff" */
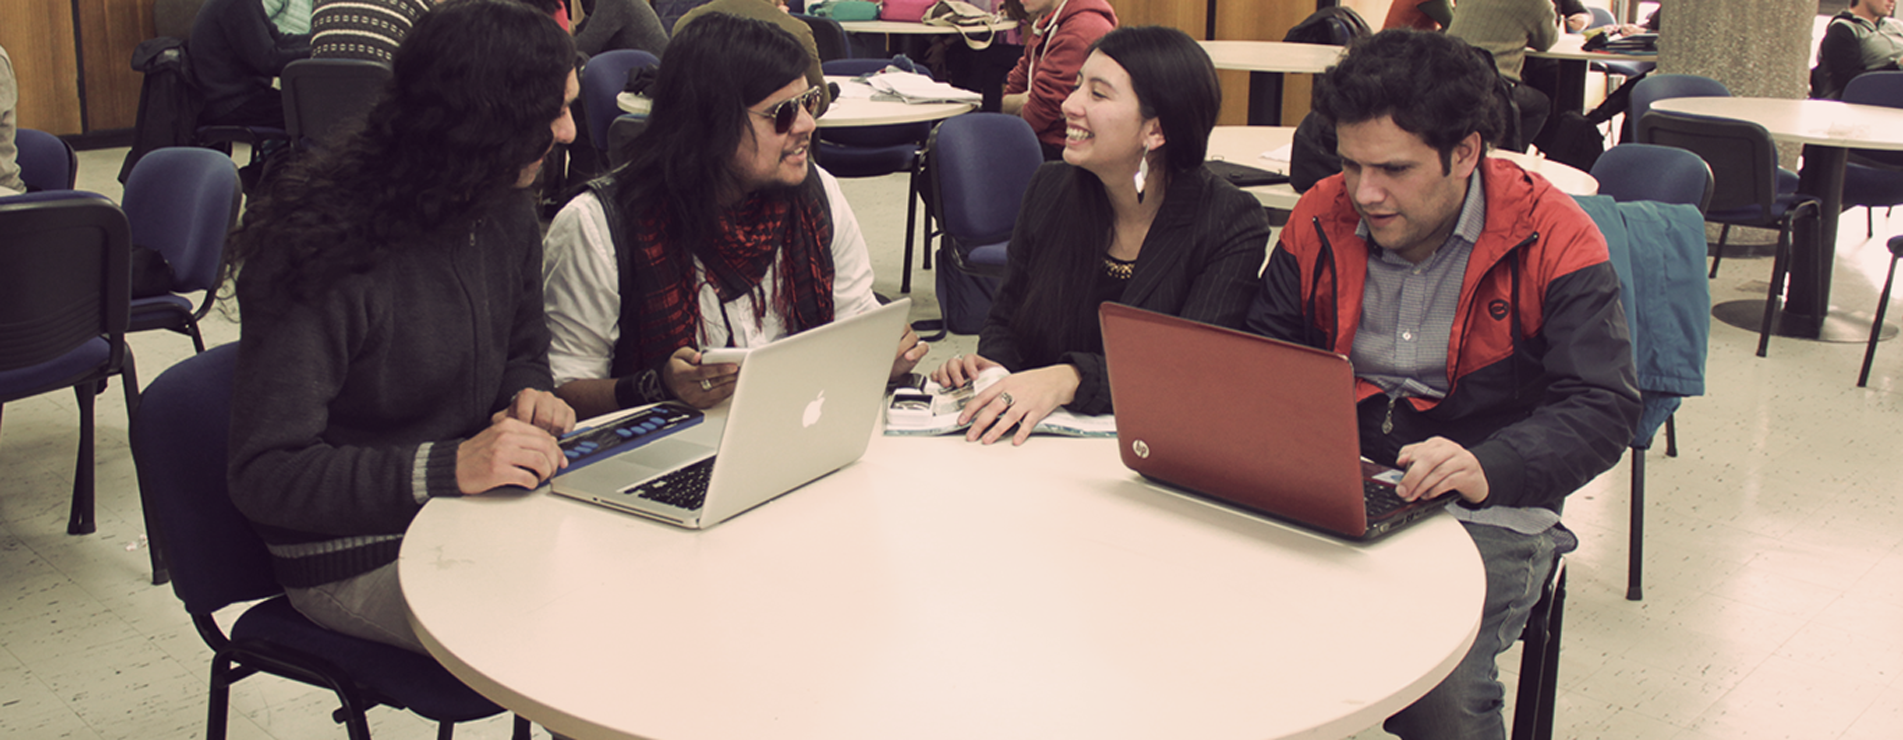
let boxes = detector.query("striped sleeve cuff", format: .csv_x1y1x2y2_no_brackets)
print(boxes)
412,441,462,503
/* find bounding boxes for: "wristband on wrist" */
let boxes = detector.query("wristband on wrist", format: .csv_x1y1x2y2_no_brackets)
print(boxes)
614,375,639,409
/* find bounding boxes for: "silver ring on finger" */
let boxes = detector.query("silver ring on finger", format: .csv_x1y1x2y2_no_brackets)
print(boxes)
999,391,1015,407
700,379,713,391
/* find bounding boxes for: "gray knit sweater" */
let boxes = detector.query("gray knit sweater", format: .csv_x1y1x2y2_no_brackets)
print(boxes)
1446,0,1558,83
228,195,554,588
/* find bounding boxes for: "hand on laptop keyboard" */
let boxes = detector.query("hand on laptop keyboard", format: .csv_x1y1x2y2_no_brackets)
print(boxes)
1394,436,1489,504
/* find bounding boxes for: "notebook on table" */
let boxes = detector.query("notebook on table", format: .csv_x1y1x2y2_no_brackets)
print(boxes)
551,299,911,529
1099,302,1454,542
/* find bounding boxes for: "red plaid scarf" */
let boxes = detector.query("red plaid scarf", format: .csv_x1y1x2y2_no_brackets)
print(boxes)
612,177,835,378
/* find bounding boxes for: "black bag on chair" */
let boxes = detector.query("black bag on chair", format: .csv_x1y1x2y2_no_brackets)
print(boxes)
1534,109,1605,173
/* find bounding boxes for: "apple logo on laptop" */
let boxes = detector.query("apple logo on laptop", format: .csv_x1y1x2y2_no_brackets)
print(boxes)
802,391,825,428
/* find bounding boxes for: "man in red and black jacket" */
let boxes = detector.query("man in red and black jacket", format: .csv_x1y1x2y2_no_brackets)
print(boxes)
1246,30,1638,740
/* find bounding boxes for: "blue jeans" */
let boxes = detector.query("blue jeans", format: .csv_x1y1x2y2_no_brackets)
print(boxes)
1384,521,1558,740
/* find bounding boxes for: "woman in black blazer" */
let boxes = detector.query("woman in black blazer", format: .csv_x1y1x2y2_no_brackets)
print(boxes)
930,25,1271,445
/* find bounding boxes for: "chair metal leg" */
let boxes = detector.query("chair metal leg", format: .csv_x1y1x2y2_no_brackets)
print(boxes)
437,721,455,740
68,384,96,535
208,656,234,740
1859,255,1900,387
901,164,919,294
1756,218,1794,358
1708,224,1730,279
1627,447,1644,601
1512,556,1566,740
1664,413,1677,457
513,714,532,740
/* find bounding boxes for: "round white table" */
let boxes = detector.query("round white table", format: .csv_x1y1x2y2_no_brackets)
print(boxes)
402,432,1484,740
837,18,1017,35
1652,96,1903,341
1197,40,1345,127
1205,125,1598,211
615,78,974,129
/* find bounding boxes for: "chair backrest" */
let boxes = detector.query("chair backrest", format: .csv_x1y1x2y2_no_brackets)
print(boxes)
1629,74,1730,135
14,129,78,191
791,13,851,62
1841,71,1903,167
927,113,1042,246
1637,110,1780,218
606,114,649,169
0,192,130,373
581,49,660,154
1586,6,1615,30
122,147,243,293
280,57,394,149
130,343,283,614
1590,143,1715,215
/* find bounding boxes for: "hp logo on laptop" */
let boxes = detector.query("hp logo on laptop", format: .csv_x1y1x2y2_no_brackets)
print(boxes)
1132,440,1150,459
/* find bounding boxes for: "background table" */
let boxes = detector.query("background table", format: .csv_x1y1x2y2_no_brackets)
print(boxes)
1197,41,1344,126
1652,96,1903,341
1206,125,1599,212
616,78,974,129
402,431,1485,740
837,19,1016,35
1526,34,1656,112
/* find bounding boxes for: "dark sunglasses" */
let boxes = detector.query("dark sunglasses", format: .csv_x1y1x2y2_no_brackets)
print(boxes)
749,86,824,134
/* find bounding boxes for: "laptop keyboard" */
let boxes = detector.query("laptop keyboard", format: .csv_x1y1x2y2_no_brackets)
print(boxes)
1364,480,1411,518
632,457,716,510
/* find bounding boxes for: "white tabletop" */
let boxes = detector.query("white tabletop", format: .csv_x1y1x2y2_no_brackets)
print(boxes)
1198,40,1345,74
1206,125,1598,211
615,78,976,128
1649,96,1903,151
402,431,1485,740
838,18,1016,34
1524,33,1656,62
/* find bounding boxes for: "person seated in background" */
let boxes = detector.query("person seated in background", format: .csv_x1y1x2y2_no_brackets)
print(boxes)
1445,0,1556,150
932,26,1272,446
573,0,670,58
541,14,925,420
262,0,316,35
310,0,436,62
1384,0,1452,31
1553,0,1589,32
0,43,23,196
1814,0,1903,100
191,0,311,128
1247,30,1639,740
225,0,579,655
1000,0,1118,161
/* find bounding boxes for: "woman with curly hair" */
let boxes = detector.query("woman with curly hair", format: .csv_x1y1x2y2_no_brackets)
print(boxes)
224,0,580,654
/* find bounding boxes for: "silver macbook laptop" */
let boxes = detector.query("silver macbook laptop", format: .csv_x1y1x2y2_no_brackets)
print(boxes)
551,299,911,528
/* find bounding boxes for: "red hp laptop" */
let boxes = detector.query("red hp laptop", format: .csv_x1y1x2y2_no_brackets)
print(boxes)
1099,303,1453,542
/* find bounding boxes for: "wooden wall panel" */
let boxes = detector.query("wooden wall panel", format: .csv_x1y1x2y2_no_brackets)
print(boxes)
1211,0,1310,125
78,0,158,131
0,0,84,134
1108,0,1205,36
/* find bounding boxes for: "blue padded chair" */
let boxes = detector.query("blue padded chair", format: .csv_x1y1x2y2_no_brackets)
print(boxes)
0,192,140,539
580,49,660,162
819,58,936,292
14,128,78,191
280,57,393,152
1840,72,1903,238
1631,74,1799,278
122,147,243,355
1859,235,1903,387
912,113,1042,339
131,343,532,740
1639,110,1821,359
1583,146,1716,601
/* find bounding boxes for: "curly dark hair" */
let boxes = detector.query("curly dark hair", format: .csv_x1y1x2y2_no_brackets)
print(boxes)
611,13,811,262
1313,29,1506,174
225,0,576,310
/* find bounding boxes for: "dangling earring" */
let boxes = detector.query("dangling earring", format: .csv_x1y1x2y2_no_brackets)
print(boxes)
1135,146,1151,204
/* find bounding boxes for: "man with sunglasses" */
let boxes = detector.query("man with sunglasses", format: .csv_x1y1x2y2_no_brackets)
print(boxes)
542,13,928,420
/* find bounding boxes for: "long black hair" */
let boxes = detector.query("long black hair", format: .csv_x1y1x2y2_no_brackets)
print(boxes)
1005,25,1221,365
611,13,812,266
226,0,576,310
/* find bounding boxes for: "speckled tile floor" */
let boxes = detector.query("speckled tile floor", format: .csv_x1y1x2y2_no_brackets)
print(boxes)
7,96,1903,739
